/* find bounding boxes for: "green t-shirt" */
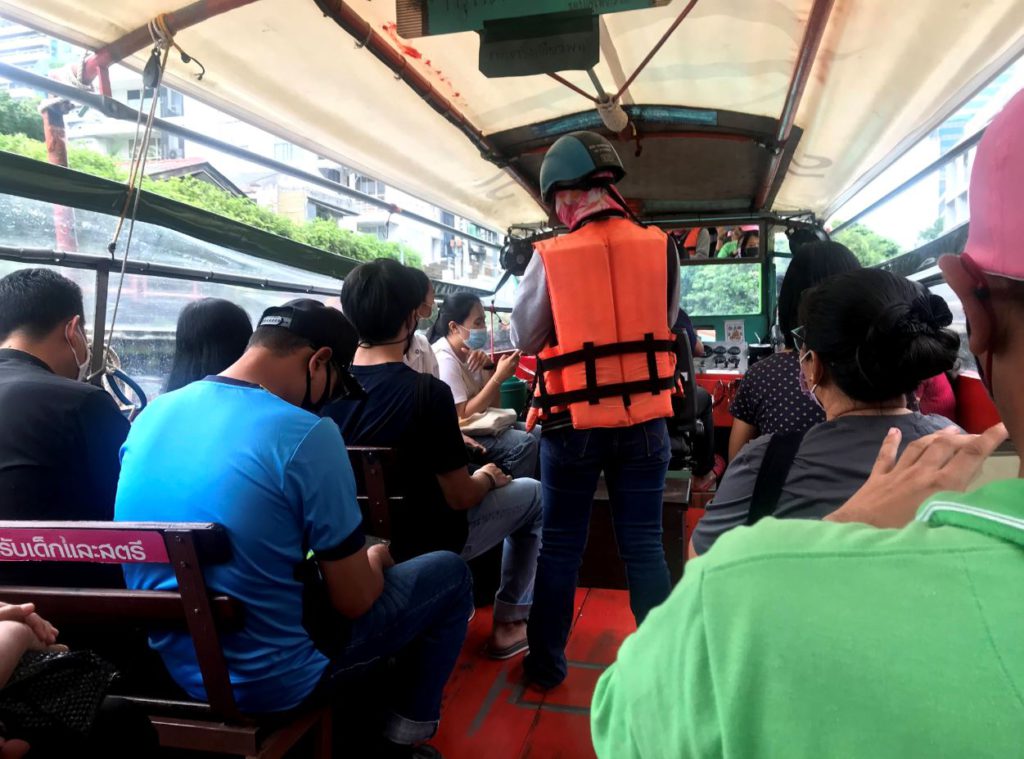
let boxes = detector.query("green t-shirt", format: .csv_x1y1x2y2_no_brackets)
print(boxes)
716,241,738,259
592,479,1024,758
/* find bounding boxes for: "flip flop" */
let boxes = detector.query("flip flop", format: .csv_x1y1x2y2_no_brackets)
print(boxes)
486,637,529,660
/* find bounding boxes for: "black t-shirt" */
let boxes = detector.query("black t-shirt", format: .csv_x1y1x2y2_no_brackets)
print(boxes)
0,349,130,587
324,362,469,560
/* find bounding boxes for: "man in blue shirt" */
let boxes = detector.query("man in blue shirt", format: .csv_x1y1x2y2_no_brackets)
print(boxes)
117,299,471,759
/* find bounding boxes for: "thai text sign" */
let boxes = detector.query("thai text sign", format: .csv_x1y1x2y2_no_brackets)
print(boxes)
0,528,169,563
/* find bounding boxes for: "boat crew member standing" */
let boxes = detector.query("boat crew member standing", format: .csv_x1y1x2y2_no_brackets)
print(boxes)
511,131,679,689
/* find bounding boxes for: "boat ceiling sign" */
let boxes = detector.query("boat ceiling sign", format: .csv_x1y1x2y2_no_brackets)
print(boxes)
395,0,672,38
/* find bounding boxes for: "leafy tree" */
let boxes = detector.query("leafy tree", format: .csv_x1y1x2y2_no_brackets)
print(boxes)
0,92,44,141
832,222,901,266
917,217,945,245
681,264,761,316
0,135,423,269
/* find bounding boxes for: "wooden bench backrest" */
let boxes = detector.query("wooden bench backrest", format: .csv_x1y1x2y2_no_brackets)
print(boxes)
0,521,242,720
347,447,401,540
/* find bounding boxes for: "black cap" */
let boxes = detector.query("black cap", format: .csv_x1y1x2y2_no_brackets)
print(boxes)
257,299,358,368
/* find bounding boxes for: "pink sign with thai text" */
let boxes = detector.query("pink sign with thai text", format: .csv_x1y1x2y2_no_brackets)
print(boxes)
0,528,169,564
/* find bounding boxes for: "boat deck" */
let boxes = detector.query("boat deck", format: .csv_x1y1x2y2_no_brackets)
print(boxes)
434,588,634,759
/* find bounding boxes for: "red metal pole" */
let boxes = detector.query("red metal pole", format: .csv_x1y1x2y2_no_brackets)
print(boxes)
80,0,261,84
314,0,544,207
41,105,78,251
753,0,836,210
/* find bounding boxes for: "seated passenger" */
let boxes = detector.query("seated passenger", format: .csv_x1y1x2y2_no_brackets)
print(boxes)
0,269,129,589
403,268,439,378
691,267,960,556
715,227,741,258
428,292,540,479
916,371,958,420
591,89,1022,759
670,309,722,491
728,241,861,460
116,298,471,757
0,601,158,757
165,298,253,392
739,226,760,257
327,260,542,660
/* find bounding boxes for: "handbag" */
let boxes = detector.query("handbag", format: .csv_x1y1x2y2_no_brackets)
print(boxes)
0,649,118,749
459,407,517,436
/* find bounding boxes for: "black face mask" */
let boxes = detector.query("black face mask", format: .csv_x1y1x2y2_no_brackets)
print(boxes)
302,361,332,414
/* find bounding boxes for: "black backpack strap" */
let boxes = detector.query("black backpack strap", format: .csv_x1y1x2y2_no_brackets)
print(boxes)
746,430,807,526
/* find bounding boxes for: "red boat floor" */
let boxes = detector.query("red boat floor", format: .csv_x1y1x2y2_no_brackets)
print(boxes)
433,588,634,759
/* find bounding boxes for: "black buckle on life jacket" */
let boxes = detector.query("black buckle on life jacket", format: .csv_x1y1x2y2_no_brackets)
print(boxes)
533,335,677,414
532,376,677,410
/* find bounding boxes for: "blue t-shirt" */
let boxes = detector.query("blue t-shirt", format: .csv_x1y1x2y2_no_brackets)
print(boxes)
116,377,363,713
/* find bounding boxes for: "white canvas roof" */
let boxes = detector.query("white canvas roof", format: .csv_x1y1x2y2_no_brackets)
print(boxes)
1,0,1023,231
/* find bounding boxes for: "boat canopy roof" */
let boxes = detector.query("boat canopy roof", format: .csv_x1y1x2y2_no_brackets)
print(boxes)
1,0,1022,231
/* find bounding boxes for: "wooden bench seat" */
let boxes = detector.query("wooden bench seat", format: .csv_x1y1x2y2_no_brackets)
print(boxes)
0,521,330,759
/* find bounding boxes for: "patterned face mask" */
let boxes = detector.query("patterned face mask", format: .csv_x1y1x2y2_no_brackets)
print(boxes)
554,186,623,231
798,350,824,411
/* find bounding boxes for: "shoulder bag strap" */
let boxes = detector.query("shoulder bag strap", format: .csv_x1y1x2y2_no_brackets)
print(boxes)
746,430,807,526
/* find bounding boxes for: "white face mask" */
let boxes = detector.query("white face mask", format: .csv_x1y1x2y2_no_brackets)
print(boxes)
66,323,92,382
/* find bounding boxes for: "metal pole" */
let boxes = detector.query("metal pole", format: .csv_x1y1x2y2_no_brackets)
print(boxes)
40,104,78,252
312,0,544,207
89,268,109,384
0,62,503,251
80,0,262,85
753,0,836,210
831,128,986,235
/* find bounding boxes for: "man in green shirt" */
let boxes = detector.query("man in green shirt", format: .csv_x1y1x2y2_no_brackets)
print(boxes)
592,88,1024,758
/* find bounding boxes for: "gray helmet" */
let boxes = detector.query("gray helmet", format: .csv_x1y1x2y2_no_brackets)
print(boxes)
539,131,625,203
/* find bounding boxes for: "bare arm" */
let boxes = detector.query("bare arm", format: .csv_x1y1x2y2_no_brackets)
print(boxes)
436,463,512,511
728,419,758,462
460,378,503,418
319,545,389,619
460,351,521,418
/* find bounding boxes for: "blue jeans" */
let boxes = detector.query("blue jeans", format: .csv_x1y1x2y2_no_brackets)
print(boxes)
461,478,543,623
322,551,472,744
472,423,541,479
524,419,672,688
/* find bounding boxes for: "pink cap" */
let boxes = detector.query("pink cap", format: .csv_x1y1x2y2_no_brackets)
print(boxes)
964,88,1024,281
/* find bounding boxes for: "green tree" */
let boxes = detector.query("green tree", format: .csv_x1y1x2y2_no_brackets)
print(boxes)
681,264,761,316
917,217,945,245
0,92,44,141
832,222,902,266
0,135,423,269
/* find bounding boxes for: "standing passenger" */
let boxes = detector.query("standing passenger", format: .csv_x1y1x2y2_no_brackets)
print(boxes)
512,131,679,689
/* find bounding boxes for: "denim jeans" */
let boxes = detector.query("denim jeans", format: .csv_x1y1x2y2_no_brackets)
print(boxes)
322,551,472,744
472,423,541,479
461,477,543,623
524,419,672,688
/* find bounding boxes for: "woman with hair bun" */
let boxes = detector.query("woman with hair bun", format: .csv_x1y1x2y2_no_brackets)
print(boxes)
692,268,961,556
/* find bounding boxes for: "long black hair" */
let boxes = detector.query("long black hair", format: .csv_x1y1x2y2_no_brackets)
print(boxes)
799,269,960,403
427,292,482,344
778,241,861,348
165,298,253,392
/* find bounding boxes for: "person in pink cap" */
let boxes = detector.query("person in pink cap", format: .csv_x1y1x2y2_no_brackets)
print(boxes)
590,91,1021,759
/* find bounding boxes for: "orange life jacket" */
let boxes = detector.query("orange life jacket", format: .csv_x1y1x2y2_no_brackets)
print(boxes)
527,217,677,431
683,227,701,251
